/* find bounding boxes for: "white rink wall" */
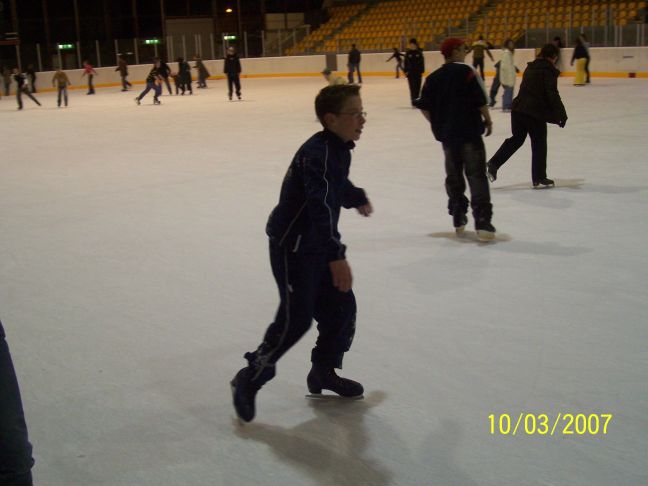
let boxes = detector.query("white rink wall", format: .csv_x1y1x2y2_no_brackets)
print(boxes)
14,46,648,93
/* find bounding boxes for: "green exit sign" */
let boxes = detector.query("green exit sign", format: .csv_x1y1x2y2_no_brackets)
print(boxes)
58,43,74,50
223,35,237,40
144,39,160,45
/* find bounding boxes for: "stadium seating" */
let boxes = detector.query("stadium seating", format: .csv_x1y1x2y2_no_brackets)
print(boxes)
286,0,648,55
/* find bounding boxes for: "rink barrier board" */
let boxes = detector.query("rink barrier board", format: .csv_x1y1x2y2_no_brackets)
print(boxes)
9,69,648,95
6,46,648,94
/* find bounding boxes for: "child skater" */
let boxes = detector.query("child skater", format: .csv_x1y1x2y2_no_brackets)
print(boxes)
81,60,97,94
52,68,71,107
386,47,404,78
414,38,495,240
231,84,373,423
135,59,163,105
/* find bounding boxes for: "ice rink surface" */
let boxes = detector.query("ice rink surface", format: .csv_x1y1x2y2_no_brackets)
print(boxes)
1,74,647,486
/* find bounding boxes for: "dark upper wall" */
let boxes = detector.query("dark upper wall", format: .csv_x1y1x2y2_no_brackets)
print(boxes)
7,0,326,43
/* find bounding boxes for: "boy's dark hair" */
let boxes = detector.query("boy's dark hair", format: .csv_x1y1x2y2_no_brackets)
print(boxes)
538,43,559,59
315,84,361,127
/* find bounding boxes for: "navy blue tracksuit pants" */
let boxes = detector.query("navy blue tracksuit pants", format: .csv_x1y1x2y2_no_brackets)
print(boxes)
0,320,34,486
246,240,357,385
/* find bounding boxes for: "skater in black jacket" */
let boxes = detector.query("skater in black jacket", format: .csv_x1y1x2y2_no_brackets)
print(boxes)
193,55,210,88
224,46,242,100
487,44,567,188
25,64,37,93
13,69,41,110
231,84,373,422
177,57,193,95
415,38,495,241
386,47,404,78
135,60,163,105
347,44,362,83
158,59,174,95
404,38,425,105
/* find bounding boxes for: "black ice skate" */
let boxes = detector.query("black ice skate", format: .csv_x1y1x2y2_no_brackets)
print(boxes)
533,178,554,188
153,98,161,105
306,364,364,399
475,220,496,242
134,97,140,105
486,162,497,182
453,212,468,235
230,367,262,423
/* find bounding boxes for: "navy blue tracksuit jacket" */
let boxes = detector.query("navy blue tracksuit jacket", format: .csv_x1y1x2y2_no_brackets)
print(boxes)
266,129,368,262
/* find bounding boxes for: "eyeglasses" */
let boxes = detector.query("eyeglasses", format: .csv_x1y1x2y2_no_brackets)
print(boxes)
337,111,367,118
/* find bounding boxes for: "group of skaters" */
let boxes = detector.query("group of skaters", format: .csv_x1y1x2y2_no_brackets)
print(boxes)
134,46,243,105
231,36,569,424
0,46,244,110
0,38,570,482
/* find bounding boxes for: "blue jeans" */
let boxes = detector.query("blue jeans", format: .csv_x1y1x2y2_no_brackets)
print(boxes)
442,138,492,223
502,85,514,110
0,320,34,486
137,82,162,101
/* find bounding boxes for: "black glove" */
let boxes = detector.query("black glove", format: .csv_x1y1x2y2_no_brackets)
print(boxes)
558,118,567,128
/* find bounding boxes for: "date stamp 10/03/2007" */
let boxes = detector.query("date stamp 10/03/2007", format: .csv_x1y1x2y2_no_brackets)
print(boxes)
488,413,613,436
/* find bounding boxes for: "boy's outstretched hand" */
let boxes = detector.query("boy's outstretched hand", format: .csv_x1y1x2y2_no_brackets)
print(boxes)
329,259,353,292
357,201,373,217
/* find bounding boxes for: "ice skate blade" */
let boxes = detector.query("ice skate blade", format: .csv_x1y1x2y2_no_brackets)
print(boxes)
455,226,466,237
476,230,495,242
305,393,364,400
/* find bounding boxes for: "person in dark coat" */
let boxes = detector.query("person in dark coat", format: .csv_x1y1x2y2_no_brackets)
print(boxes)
223,46,242,100
386,47,404,78
487,44,568,188
177,57,193,95
403,38,425,106
2,66,11,96
13,68,41,110
230,84,372,423
347,43,362,83
116,55,132,91
193,55,210,88
25,64,37,93
414,38,495,241
158,59,174,95
0,319,35,486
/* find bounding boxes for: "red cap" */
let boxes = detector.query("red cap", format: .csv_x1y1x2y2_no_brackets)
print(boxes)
440,38,465,58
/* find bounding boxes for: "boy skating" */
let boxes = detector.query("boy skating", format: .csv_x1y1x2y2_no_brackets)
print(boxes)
415,38,495,240
231,84,372,422
486,44,567,188
135,59,163,105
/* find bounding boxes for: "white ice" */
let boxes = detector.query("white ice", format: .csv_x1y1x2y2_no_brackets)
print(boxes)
1,76,647,486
